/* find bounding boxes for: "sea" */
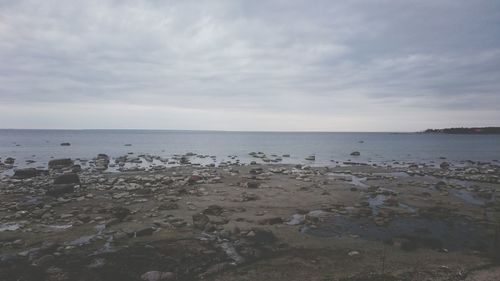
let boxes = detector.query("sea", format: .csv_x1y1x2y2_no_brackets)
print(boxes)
1,129,499,170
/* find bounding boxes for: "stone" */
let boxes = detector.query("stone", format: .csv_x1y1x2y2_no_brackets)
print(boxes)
53,173,80,185
247,229,276,244
158,202,179,210
192,213,209,230
203,205,224,216
135,227,154,237
4,157,15,164
258,217,283,225
48,159,74,169
440,162,450,169
111,206,131,220
60,143,71,146
246,181,260,189
350,151,361,156
32,254,55,267
46,184,74,197
305,155,315,161
95,154,110,170
13,168,42,179
141,271,175,281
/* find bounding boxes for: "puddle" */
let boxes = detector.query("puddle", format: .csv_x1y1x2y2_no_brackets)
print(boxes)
304,215,491,251
286,214,305,225
328,173,369,188
68,234,98,246
449,190,491,206
0,223,21,232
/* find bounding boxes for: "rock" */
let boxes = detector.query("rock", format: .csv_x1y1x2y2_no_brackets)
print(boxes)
4,157,15,164
158,202,179,210
246,181,260,189
188,175,202,185
135,227,154,237
203,205,224,216
350,151,361,156
305,155,315,161
13,168,42,179
192,213,209,230
32,254,55,267
440,162,450,169
60,143,71,146
247,229,277,244
95,154,110,170
258,217,283,225
48,159,74,169
111,207,131,220
46,184,74,197
53,173,80,185
141,271,175,281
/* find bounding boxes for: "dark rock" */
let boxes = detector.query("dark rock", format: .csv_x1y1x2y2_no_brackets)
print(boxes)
350,151,361,156
4,157,15,164
60,143,71,146
258,217,283,225
53,173,80,185
192,213,209,230
203,205,224,216
246,181,260,189
111,207,131,220
141,271,175,281
95,154,110,170
248,229,277,244
188,175,202,185
440,162,450,169
48,158,74,169
13,168,42,179
158,202,179,210
135,227,154,237
46,184,74,197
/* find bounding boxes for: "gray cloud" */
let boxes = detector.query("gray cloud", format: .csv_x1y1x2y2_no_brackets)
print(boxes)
0,0,499,130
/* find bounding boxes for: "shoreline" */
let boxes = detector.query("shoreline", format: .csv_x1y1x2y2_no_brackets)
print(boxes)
1,155,500,280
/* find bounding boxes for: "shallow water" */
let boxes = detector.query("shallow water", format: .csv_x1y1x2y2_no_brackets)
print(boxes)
1,129,500,169
304,215,491,251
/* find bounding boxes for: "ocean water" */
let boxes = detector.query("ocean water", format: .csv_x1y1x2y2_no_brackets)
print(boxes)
1,129,499,169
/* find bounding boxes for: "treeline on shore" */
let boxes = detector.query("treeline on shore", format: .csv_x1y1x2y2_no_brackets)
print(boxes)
423,127,500,134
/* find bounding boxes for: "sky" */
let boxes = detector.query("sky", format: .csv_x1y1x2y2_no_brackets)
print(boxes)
0,0,499,132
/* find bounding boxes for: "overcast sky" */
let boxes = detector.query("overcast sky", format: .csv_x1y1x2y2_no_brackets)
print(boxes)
1,0,499,131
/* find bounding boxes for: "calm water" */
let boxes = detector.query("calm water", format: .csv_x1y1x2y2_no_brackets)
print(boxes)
1,129,499,169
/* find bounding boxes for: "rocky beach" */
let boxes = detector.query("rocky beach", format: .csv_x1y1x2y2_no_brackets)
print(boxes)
1,152,500,281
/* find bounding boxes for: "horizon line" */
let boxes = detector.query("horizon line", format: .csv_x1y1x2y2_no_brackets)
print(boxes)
0,128,420,133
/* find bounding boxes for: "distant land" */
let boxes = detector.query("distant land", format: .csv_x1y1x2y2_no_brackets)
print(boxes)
423,127,500,134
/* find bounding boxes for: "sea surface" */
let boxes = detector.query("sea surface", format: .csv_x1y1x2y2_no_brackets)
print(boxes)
1,129,499,169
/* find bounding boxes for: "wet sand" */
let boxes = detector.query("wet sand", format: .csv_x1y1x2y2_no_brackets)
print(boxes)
1,154,500,280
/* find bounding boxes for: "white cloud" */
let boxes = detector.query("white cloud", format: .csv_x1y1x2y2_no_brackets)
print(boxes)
0,0,499,130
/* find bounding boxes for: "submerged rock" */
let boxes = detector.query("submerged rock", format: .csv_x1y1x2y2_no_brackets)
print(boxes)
13,168,43,179
53,173,80,185
46,184,74,197
350,151,361,156
60,143,71,146
48,158,74,169
192,213,209,230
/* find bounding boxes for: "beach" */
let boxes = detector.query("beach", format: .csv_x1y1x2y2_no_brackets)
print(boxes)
1,151,500,281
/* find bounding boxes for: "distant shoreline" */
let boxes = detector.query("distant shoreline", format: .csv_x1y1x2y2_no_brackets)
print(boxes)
423,127,500,135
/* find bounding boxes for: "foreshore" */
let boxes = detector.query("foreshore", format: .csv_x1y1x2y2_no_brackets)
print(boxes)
1,153,500,281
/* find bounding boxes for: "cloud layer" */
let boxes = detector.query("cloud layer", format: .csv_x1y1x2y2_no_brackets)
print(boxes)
1,0,499,131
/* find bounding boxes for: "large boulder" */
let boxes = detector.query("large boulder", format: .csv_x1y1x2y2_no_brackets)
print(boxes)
95,154,110,171
48,158,73,169
53,173,80,185
13,168,42,179
46,184,74,197
192,213,209,230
